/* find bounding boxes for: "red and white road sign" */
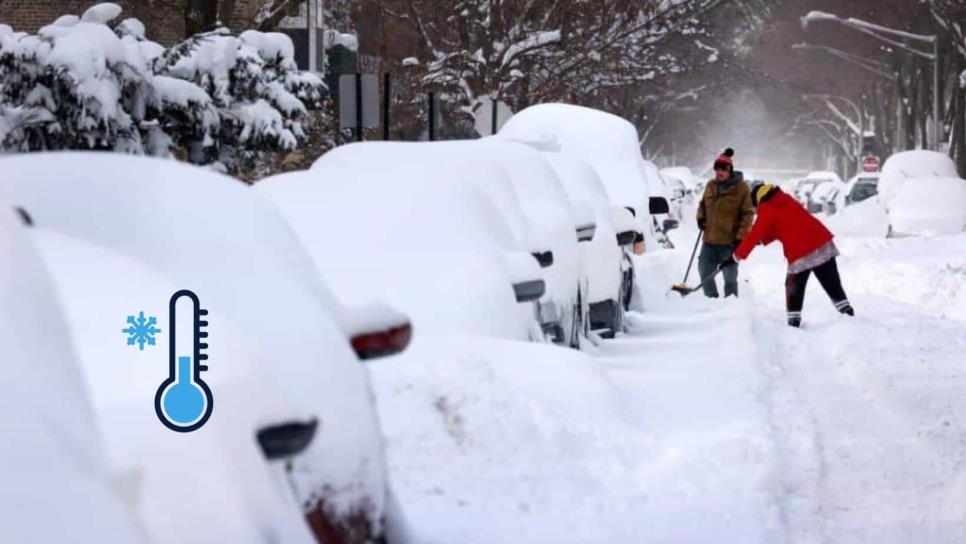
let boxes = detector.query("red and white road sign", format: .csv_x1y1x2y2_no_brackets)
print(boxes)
861,155,880,173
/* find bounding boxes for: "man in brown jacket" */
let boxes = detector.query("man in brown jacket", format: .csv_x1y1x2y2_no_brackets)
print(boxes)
696,148,754,297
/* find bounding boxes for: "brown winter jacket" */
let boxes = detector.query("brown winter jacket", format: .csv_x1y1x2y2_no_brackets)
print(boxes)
696,175,755,245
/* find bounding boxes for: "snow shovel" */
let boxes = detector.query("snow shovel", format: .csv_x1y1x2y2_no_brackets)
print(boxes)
671,259,736,297
670,229,702,294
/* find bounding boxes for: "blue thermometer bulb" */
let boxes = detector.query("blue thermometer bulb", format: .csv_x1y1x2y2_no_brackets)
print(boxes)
155,290,213,432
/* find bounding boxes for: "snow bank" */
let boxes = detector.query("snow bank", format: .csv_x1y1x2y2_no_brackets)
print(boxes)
825,197,890,238
373,334,652,543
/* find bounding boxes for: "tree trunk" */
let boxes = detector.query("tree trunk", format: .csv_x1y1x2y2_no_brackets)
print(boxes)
953,54,966,177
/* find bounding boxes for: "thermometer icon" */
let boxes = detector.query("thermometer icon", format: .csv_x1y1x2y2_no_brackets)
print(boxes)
154,290,213,432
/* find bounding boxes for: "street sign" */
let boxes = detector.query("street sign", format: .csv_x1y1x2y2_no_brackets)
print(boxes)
338,74,379,131
861,155,880,173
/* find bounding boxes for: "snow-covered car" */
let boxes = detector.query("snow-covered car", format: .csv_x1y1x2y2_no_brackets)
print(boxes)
660,166,703,196
480,137,588,345
540,151,629,338
843,173,879,207
262,144,546,343
498,103,667,256
0,201,147,544
795,171,841,212
809,180,841,215
878,150,959,203
878,151,966,237
1,153,409,544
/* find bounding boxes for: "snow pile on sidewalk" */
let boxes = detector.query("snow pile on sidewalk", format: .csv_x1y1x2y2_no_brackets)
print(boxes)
825,197,890,238
838,233,966,321
371,334,654,543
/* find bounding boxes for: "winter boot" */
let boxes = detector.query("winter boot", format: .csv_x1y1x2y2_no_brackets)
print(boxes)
834,300,854,316
788,316,802,328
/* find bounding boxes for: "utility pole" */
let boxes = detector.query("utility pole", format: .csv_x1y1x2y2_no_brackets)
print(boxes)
307,0,316,72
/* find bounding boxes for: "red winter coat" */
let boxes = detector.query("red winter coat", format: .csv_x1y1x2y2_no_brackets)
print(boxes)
734,189,833,263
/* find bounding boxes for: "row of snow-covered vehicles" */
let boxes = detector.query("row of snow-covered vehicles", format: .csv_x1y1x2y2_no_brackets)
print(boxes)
790,150,966,237
1,104,676,543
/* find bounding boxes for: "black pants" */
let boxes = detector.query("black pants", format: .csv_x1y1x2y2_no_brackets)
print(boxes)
785,258,852,325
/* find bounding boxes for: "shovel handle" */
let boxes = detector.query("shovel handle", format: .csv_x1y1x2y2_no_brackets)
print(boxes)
682,229,703,284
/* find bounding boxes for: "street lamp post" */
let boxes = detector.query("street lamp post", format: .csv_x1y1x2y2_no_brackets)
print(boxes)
791,43,897,80
801,11,941,151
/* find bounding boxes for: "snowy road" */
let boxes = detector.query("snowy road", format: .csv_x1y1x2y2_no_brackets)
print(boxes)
377,229,966,543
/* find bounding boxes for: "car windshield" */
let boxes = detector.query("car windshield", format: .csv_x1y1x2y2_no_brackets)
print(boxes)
849,182,878,203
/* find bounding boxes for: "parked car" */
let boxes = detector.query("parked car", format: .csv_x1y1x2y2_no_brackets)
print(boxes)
809,180,840,215
879,151,966,237
498,103,668,256
660,166,703,196
539,151,629,338
1,153,410,544
262,144,546,343
793,172,838,212
843,173,879,207
0,201,147,544
479,137,588,345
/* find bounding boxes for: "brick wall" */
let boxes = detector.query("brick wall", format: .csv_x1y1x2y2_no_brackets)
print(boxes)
0,0,261,45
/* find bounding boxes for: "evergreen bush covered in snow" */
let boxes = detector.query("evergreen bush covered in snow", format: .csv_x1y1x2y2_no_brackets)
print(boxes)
0,2,323,174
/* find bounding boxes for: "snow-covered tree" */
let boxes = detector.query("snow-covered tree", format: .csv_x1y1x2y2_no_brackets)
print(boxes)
0,2,324,176
374,0,716,131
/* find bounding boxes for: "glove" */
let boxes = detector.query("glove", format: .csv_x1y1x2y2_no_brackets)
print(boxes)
697,218,706,230
719,255,737,269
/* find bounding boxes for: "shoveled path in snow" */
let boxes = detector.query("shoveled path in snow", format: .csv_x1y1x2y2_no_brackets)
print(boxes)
598,233,966,542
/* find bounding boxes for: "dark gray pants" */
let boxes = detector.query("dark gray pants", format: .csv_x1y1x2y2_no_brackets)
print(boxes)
698,242,738,298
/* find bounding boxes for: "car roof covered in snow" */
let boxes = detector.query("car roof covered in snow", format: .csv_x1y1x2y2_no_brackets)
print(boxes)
805,170,843,183
499,103,653,215
881,150,958,180
262,145,532,339
312,140,532,250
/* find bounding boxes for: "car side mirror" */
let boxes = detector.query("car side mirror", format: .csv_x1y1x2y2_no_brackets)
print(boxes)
648,196,670,215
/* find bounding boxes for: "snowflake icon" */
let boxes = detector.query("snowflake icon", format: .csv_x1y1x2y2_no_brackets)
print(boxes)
123,311,161,351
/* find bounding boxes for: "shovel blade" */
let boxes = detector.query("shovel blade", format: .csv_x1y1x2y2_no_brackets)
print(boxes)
670,283,694,296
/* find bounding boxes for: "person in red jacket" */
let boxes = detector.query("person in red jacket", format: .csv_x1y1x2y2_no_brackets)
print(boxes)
723,183,854,327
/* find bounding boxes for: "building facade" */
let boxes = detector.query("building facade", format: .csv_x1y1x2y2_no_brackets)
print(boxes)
0,0,259,45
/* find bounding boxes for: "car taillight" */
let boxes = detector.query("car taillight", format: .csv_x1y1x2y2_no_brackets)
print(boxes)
350,323,412,360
